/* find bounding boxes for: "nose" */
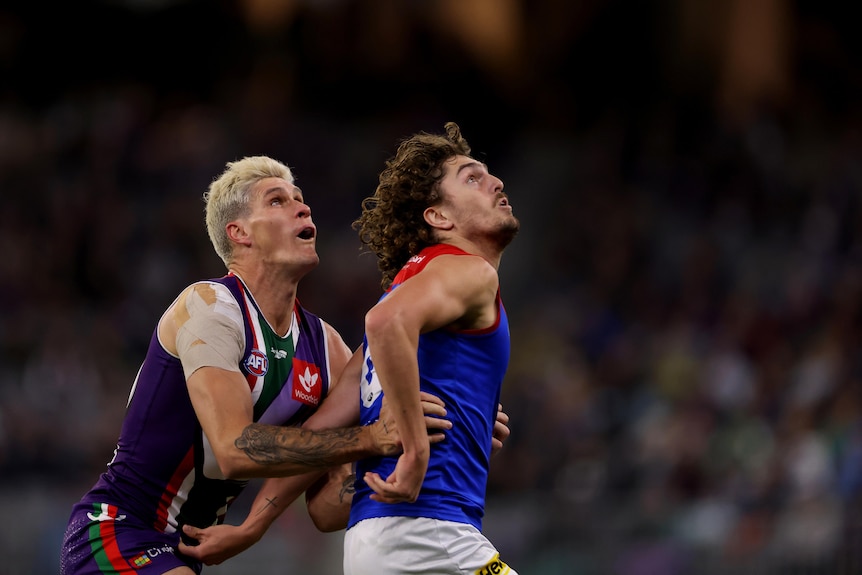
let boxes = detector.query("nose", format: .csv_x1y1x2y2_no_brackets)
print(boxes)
298,202,311,219
491,174,504,194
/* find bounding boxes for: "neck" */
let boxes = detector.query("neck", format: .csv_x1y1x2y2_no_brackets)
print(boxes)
438,237,504,270
229,264,301,336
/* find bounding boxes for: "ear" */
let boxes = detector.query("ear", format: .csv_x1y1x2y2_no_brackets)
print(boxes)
226,221,251,247
424,205,454,231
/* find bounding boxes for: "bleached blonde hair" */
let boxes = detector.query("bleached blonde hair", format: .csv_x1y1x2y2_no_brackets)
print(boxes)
204,155,294,266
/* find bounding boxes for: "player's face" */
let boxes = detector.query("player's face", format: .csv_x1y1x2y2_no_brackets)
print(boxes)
437,155,519,247
244,176,319,271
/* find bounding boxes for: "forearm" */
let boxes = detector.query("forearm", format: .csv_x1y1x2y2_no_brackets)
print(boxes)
241,473,323,539
181,473,322,563
367,328,428,460
227,423,378,479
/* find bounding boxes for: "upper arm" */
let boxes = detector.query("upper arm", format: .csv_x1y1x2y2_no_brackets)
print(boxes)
366,255,499,336
322,320,353,393
305,463,355,532
187,365,255,461
160,282,253,468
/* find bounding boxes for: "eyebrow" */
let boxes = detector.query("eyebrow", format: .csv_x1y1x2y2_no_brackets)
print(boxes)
262,184,302,197
456,160,487,175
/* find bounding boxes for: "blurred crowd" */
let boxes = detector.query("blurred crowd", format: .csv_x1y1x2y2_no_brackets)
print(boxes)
2,1,861,573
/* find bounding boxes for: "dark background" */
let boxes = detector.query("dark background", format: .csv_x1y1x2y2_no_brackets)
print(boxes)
2,1,862,573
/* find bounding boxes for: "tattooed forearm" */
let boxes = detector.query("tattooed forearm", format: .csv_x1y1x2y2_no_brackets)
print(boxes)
236,423,368,468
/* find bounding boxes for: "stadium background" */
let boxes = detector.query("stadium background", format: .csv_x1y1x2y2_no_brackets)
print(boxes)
2,1,862,573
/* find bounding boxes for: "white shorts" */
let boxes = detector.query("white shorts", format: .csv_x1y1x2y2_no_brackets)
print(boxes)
343,516,518,575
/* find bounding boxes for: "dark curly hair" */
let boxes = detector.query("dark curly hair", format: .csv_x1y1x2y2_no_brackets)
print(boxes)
353,122,472,289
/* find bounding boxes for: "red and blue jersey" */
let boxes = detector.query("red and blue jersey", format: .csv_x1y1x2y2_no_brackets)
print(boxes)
349,244,510,531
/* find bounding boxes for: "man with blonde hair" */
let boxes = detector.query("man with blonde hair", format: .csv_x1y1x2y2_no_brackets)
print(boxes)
59,155,451,574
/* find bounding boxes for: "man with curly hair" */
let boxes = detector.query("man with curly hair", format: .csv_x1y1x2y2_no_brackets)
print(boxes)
332,122,521,574
156,124,518,573
59,155,453,574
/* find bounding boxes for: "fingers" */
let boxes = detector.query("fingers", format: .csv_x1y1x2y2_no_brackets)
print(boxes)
495,404,509,425
493,418,510,440
491,403,510,457
419,392,447,417
428,432,447,445
420,402,448,419
420,392,450,440
424,414,452,430
494,403,511,441
363,471,385,491
425,412,451,444
182,524,200,539
364,472,417,504
419,391,445,406
364,472,398,503
177,525,200,558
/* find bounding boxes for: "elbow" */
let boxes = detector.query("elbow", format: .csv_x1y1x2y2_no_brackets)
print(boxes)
219,460,249,481
214,448,257,481
365,307,407,344
309,513,346,533
307,501,349,533
213,422,275,480
220,463,250,481
364,308,389,339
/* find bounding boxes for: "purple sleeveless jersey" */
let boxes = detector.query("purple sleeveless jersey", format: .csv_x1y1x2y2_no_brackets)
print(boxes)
60,274,331,574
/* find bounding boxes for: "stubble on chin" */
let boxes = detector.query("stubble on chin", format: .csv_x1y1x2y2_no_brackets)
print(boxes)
496,217,520,249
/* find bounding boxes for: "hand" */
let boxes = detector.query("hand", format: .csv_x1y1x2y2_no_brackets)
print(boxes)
178,523,260,566
371,391,452,457
420,391,453,443
491,403,510,457
364,449,429,504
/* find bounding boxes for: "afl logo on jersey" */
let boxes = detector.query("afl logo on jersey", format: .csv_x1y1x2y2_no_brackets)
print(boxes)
245,349,269,376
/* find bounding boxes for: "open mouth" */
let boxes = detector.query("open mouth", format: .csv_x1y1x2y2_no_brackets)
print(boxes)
298,226,315,240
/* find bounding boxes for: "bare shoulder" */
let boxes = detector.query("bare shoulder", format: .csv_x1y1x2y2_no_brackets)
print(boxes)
426,253,499,291
419,254,499,330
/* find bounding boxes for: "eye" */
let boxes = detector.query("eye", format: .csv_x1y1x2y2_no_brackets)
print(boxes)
270,197,282,206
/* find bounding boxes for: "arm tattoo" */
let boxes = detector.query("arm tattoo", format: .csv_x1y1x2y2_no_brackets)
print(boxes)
236,423,366,468
339,474,357,503
255,496,279,516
